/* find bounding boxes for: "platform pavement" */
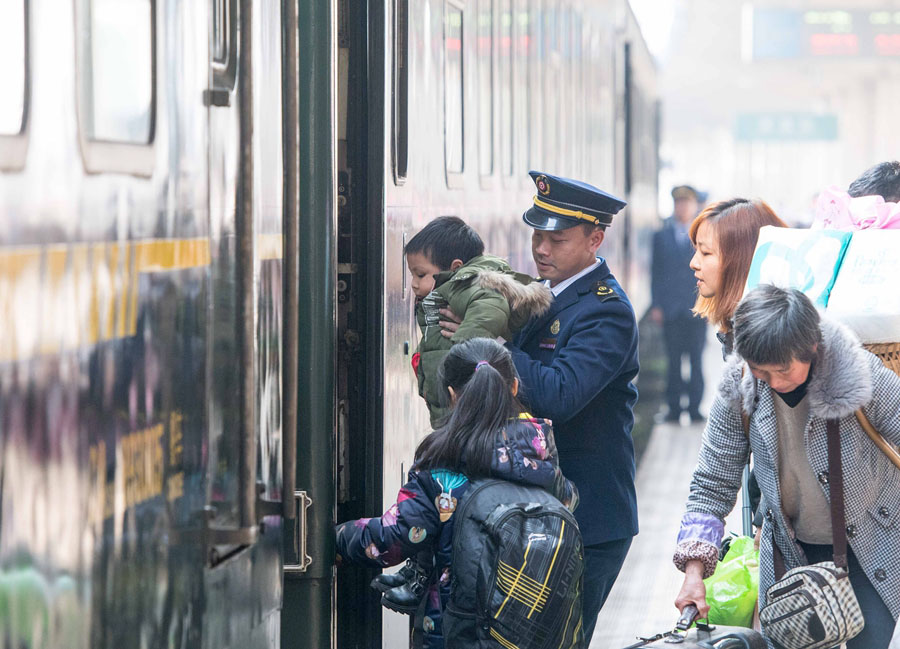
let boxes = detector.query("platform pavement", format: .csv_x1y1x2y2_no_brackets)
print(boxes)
590,327,747,648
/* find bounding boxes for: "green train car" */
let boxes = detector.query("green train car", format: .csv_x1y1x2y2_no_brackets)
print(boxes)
0,1,657,648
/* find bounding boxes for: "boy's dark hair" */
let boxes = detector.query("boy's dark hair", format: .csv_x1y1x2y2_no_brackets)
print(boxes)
848,161,900,203
414,339,522,477
404,216,485,270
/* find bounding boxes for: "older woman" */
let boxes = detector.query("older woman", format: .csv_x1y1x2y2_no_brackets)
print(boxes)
673,286,900,648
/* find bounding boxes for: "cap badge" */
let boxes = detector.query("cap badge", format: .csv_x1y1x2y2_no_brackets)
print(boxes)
535,174,551,196
550,319,560,335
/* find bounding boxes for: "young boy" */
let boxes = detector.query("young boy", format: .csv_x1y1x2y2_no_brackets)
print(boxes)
405,216,553,426
371,217,564,616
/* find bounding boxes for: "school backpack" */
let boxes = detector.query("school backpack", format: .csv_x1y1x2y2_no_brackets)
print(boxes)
443,479,584,649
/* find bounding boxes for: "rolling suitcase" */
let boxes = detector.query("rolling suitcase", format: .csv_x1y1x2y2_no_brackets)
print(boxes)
622,605,767,649
624,625,767,649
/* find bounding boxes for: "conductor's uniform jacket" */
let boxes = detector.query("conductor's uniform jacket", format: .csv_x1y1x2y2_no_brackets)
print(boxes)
507,259,640,546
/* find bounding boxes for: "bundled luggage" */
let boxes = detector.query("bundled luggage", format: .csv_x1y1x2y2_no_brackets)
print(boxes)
745,225,900,465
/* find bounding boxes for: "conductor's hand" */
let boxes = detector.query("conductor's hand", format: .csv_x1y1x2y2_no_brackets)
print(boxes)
674,561,710,619
439,308,462,339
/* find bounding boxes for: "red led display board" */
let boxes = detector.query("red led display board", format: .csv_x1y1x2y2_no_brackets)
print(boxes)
749,7,900,59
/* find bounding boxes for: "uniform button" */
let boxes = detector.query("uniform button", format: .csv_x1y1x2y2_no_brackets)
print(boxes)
846,525,857,538
765,509,774,521
874,569,887,582
879,506,890,518
817,471,829,485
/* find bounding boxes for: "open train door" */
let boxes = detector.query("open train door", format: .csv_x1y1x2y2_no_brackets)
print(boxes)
198,0,287,645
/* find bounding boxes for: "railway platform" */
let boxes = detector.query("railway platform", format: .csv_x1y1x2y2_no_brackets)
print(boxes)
591,329,745,648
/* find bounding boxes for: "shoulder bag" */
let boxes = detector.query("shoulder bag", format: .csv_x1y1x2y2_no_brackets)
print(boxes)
756,419,864,649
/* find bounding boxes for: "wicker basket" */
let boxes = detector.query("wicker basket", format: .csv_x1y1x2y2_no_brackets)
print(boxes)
862,342,900,460
864,342,900,377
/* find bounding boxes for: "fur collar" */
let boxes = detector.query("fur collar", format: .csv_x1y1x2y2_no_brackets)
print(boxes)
719,317,873,420
477,271,553,318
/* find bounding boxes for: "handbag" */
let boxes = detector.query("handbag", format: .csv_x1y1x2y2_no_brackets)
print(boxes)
757,420,865,649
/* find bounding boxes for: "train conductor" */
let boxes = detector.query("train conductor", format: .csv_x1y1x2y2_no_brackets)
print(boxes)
441,171,640,642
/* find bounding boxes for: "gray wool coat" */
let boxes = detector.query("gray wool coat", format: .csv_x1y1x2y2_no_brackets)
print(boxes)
675,317,900,622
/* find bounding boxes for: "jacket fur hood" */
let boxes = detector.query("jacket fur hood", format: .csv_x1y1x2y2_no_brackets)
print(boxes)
719,316,873,420
477,270,553,319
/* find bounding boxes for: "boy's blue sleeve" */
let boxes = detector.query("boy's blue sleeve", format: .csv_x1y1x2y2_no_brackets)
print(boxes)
335,471,441,568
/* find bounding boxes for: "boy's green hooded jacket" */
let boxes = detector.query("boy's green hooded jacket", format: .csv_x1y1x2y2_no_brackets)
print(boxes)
415,254,552,426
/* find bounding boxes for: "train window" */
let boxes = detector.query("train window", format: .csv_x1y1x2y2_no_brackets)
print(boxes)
542,5,558,172
75,0,156,175
444,1,464,180
554,4,577,176
476,0,493,178
570,9,582,177
0,1,26,136
499,0,513,177
0,0,29,170
392,0,409,184
513,0,530,175
211,0,237,90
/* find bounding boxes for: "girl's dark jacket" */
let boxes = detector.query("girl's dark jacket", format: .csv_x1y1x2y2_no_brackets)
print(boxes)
335,415,577,649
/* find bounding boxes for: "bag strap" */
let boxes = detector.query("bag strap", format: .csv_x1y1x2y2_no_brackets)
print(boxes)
826,419,849,571
855,408,900,471
739,367,751,439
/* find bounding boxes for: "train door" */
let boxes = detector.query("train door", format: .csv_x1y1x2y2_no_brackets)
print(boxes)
203,0,251,559
195,0,284,646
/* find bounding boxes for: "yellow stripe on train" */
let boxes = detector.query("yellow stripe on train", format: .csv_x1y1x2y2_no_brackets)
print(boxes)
0,235,283,362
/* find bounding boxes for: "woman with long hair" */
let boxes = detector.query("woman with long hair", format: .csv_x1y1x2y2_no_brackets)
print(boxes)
689,198,787,356
335,338,577,648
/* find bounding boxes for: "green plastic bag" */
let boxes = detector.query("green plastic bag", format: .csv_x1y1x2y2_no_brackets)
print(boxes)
703,535,759,628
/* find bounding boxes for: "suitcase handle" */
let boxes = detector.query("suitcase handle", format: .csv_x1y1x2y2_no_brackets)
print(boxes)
676,604,699,631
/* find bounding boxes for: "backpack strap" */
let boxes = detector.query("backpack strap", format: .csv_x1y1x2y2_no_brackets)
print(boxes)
854,408,900,471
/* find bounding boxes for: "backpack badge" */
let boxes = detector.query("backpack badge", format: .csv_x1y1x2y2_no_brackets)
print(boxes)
435,493,458,522
550,319,560,335
408,527,428,543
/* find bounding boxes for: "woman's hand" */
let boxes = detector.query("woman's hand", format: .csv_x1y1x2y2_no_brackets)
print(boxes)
674,560,710,619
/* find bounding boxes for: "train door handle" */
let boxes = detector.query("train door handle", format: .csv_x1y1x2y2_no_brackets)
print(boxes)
284,490,313,574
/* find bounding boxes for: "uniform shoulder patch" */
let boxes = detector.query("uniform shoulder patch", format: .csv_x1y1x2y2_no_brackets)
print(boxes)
594,280,619,302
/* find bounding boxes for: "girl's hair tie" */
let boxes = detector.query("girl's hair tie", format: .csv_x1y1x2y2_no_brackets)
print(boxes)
475,360,490,371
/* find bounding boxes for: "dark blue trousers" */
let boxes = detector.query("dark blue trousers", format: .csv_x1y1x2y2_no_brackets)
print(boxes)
662,316,706,416
582,536,633,644
798,541,895,649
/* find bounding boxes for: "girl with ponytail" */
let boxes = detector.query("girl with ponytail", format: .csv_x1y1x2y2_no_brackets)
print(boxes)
336,338,577,648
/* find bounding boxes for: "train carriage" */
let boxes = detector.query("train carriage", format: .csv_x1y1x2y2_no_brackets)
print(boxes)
0,1,657,648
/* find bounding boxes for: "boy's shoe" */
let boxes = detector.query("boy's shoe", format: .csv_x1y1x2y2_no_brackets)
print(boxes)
370,559,417,593
381,567,431,615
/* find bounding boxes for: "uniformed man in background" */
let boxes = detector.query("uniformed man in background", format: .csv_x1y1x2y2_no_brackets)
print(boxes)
442,171,640,643
650,185,708,424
